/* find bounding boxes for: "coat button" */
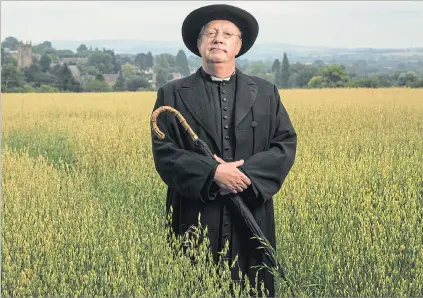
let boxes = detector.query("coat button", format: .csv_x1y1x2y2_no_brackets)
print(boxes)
251,121,257,128
222,98,227,102
224,125,229,129
225,136,229,140
222,90,226,94
223,107,228,111
223,116,228,119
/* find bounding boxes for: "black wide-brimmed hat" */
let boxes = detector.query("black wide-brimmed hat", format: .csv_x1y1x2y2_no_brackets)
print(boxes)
182,4,259,58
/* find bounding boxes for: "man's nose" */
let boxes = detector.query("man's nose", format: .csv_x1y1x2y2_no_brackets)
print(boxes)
213,32,225,43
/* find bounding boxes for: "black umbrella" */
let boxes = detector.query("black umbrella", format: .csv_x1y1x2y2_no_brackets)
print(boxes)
151,106,295,294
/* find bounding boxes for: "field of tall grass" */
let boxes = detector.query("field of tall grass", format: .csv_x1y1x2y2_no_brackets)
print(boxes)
2,88,423,297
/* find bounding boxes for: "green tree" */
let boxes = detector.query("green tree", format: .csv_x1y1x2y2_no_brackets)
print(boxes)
154,53,175,71
246,61,267,76
103,49,120,73
32,41,55,55
80,65,98,76
23,64,41,83
1,63,26,91
155,68,168,89
281,52,290,88
57,64,82,92
245,61,275,83
411,78,423,88
146,51,154,68
126,75,150,91
134,52,154,70
307,75,325,88
95,73,105,81
83,79,111,92
308,64,351,88
271,59,281,73
350,76,378,88
37,84,60,93
116,54,132,68
2,36,19,50
398,71,419,87
2,48,18,66
34,72,60,88
88,51,114,73
113,72,126,91
175,50,190,76
289,63,320,88
275,67,282,88
373,74,392,87
122,62,137,78
77,44,88,56
39,54,52,72
55,50,75,58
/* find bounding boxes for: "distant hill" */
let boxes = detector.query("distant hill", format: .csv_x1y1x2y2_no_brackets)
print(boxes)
51,39,423,63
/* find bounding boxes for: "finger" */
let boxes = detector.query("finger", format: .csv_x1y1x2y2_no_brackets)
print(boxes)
240,183,248,190
237,181,248,190
214,155,226,164
233,159,244,167
233,184,243,193
239,173,251,186
224,184,238,194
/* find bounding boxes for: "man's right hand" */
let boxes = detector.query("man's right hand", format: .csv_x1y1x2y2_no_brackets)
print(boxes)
213,155,251,194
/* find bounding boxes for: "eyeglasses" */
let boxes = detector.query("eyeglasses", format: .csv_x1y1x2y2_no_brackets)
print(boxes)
202,30,242,40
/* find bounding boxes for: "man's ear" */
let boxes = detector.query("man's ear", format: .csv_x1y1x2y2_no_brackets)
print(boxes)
197,38,201,52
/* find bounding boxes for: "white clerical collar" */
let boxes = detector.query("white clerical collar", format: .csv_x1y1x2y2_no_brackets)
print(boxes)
211,75,231,82
209,70,236,82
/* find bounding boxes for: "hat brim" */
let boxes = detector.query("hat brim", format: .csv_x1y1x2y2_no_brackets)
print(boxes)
182,4,258,58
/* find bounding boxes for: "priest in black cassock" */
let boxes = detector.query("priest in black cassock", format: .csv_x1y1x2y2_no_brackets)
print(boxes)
151,4,297,297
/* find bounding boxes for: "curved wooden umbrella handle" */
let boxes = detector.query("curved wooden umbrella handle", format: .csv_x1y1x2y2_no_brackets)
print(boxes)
151,106,198,141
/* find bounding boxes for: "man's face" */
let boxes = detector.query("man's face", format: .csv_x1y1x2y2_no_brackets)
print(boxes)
197,20,242,64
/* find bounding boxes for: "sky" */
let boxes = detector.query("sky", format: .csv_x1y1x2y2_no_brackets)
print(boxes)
1,1,423,49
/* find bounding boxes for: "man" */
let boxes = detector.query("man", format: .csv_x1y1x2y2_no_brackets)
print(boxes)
151,4,297,297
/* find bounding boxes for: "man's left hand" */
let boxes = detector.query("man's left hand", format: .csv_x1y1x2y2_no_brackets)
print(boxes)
213,154,245,196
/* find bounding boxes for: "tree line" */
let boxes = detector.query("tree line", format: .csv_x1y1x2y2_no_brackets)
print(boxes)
2,36,423,93
242,52,423,89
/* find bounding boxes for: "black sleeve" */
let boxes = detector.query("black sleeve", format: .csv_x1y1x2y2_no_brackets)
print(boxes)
151,87,220,203
239,85,297,204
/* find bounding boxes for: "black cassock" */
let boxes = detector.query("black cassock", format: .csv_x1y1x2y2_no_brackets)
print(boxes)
151,67,297,297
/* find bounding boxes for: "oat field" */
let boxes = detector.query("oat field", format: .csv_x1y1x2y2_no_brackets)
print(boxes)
2,88,423,297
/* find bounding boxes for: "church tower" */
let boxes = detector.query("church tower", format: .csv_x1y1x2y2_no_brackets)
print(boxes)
17,41,33,68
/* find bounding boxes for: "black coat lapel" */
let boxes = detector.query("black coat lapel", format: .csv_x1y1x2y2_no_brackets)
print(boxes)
176,68,221,155
234,69,258,128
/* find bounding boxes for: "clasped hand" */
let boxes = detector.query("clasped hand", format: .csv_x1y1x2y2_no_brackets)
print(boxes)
213,154,251,196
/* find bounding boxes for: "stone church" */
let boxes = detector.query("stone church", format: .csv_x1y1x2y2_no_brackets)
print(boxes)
9,41,33,68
